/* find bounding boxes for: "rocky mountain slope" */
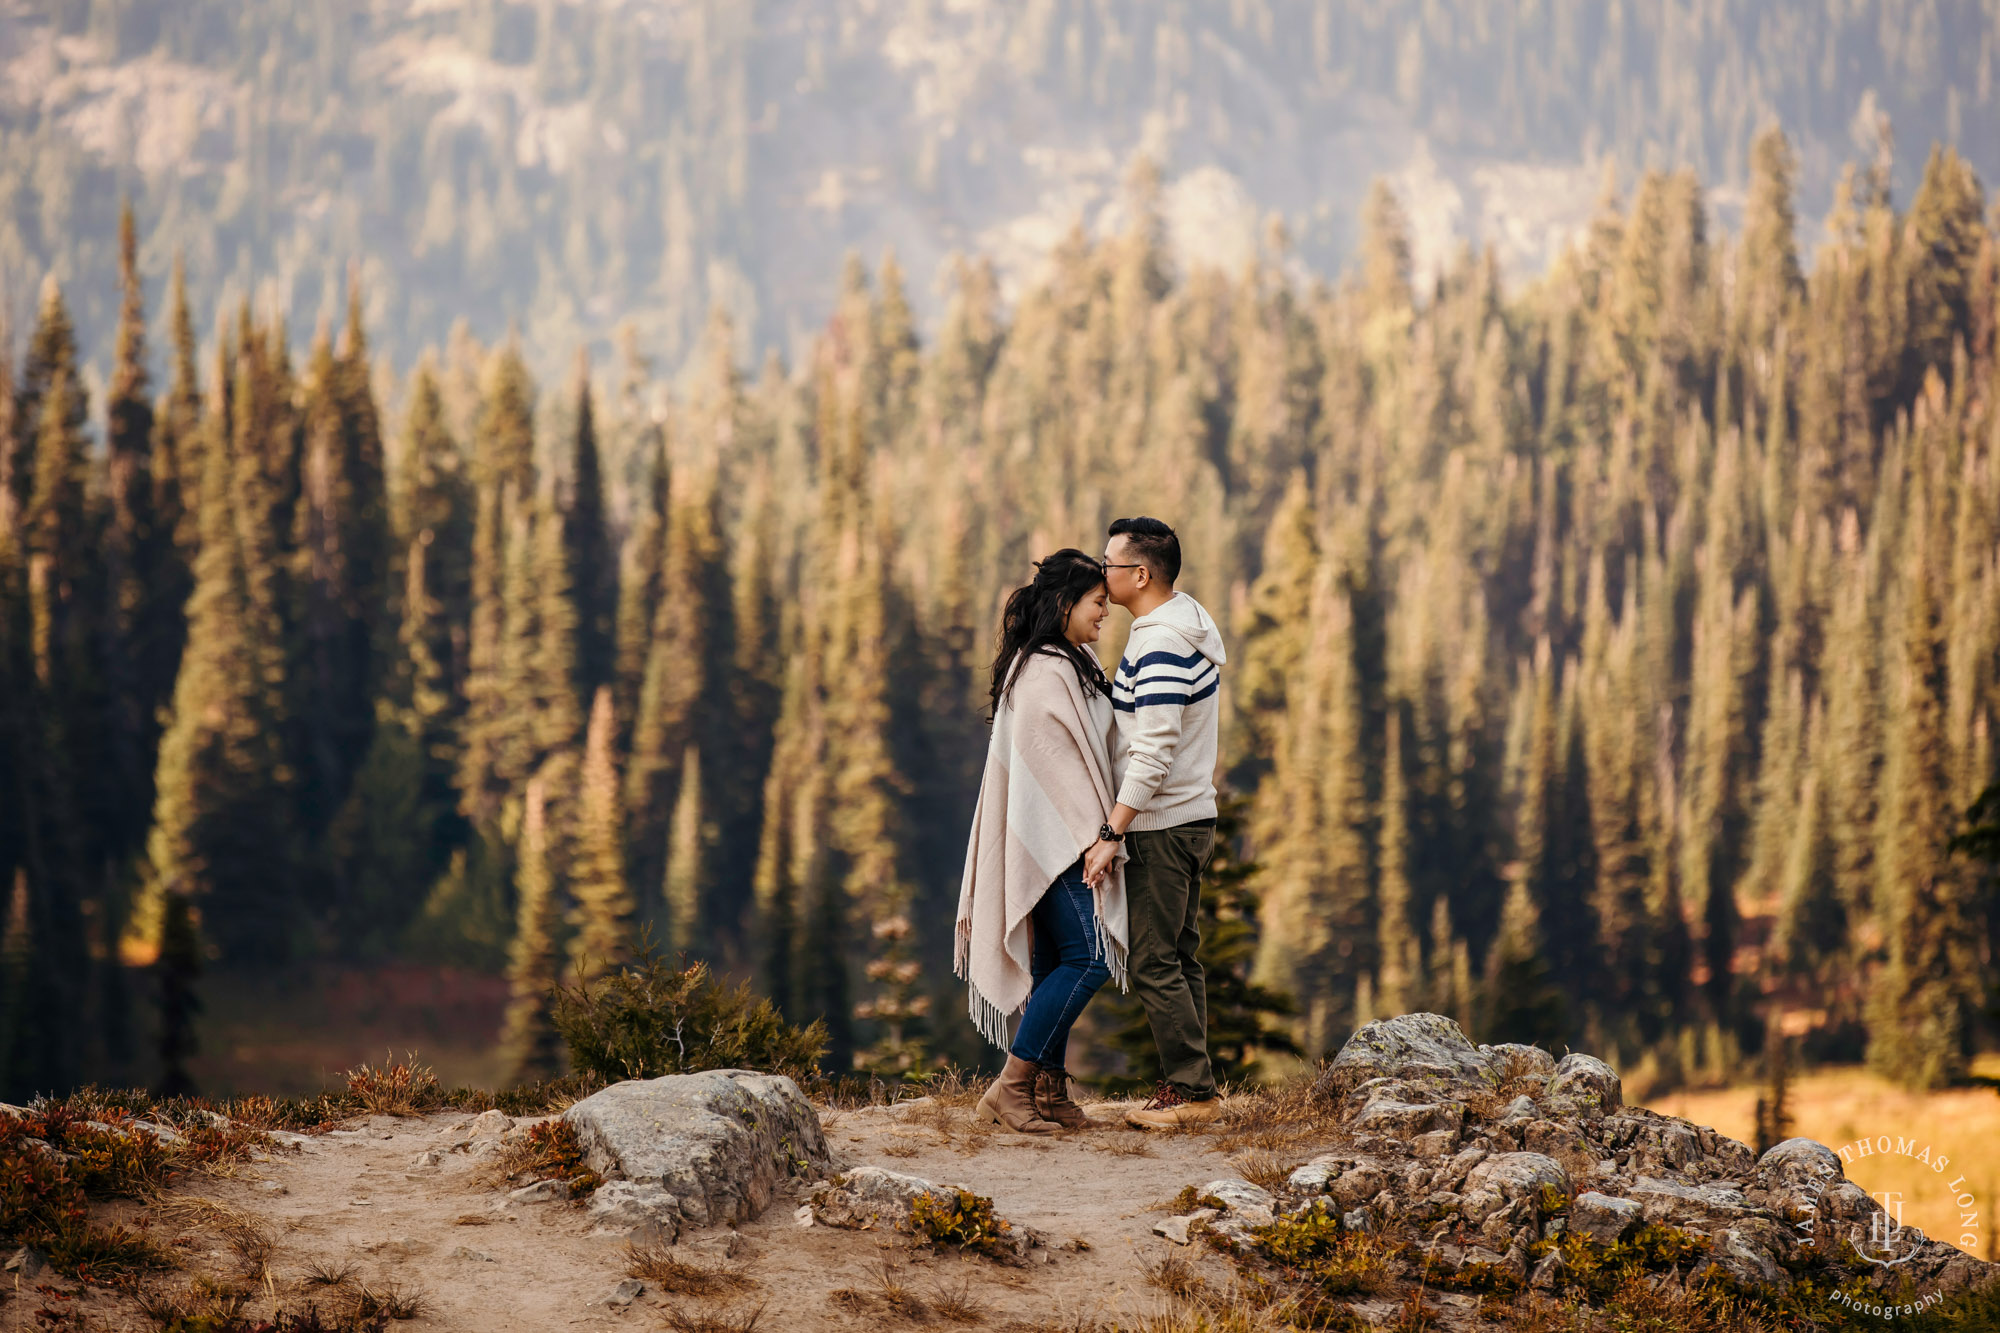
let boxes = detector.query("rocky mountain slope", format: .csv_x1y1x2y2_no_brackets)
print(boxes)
3,0,1997,387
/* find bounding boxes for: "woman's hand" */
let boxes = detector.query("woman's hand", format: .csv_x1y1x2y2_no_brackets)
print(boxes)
1082,837,1119,888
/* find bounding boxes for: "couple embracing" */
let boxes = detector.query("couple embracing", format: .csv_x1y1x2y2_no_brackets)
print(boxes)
955,516,1226,1134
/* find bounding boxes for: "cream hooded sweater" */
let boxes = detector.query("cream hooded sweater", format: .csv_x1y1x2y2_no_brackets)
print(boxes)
1110,591,1228,831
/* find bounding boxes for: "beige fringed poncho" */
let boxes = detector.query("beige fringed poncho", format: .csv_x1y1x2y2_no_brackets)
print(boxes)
955,649,1128,1049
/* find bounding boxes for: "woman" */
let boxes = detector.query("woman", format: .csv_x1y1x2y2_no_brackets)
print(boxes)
955,550,1128,1133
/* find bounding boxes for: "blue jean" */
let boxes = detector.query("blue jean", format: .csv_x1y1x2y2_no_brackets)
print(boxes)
1008,861,1112,1068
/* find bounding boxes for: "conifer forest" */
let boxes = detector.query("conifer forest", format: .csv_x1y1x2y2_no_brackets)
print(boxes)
4,123,2000,1108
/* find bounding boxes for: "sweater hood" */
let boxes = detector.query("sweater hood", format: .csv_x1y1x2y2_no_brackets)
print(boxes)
1131,591,1228,666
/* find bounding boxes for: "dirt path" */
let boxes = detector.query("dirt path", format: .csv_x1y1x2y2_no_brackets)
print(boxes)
18,1097,1262,1332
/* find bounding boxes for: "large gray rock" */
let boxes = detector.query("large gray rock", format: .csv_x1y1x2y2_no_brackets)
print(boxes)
1756,1137,1842,1180
1481,1044,1557,1080
1198,1178,1276,1225
1545,1053,1622,1110
1567,1191,1642,1245
1627,1177,1751,1226
1460,1152,1569,1225
1699,1217,1798,1290
587,1181,683,1241
1316,1013,1501,1099
563,1069,832,1228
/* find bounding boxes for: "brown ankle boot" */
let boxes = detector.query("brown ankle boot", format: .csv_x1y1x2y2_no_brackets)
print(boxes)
977,1055,1060,1134
1033,1066,1094,1129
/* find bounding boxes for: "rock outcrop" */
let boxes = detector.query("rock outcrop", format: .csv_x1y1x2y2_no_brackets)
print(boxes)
562,1069,833,1230
1271,1013,1993,1306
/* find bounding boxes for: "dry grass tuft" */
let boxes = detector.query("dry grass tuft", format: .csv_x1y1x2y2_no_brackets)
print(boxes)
927,1274,981,1325
155,1196,277,1280
661,1299,768,1332
872,1256,930,1319
136,1275,251,1326
351,1279,431,1322
881,1141,923,1158
1145,1247,1207,1300
1092,1133,1155,1157
342,1054,442,1117
1125,1291,1317,1333
995,1308,1114,1333
924,1067,994,1108
298,1255,358,1289
1228,1150,1291,1192
1209,1078,1337,1157
625,1238,752,1295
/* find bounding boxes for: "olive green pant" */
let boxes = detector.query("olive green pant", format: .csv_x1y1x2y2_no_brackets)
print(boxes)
1124,821,1219,1100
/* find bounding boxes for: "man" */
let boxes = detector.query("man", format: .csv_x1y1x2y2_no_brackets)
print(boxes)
1082,516,1227,1129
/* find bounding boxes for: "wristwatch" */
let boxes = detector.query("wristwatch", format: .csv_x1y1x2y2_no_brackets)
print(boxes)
1099,823,1124,844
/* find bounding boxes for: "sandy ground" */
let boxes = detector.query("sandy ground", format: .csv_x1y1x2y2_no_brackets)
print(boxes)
11,1097,1274,1332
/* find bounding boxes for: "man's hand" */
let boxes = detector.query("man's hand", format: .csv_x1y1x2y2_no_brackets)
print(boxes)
1083,838,1120,888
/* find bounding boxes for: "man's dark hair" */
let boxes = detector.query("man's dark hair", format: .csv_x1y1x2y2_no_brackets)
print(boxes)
1108,516,1180,586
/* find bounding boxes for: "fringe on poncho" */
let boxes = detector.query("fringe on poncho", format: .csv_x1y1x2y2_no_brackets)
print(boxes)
954,649,1129,1049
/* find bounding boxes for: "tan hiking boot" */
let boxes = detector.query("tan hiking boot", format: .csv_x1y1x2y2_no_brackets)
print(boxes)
1124,1081,1222,1130
978,1054,1061,1134
1033,1066,1095,1130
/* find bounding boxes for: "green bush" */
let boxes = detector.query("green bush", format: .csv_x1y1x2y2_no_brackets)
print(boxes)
907,1189,1015,1258
551,950,827,1083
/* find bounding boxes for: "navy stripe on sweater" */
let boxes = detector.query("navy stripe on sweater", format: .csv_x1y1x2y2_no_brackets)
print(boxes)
1111,677,1220,712
1118,648,1207,675
1115,662,1217,690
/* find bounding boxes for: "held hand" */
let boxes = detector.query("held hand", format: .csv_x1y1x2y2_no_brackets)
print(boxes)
1083,838,1119,888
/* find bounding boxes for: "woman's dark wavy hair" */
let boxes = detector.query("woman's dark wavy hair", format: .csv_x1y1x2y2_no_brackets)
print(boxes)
988,549,1111,719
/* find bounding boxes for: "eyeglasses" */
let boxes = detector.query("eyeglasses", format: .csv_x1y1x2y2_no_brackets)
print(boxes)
1101,562,1145,572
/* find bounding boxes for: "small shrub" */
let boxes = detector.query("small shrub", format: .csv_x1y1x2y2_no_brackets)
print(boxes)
907,1188,1015,1258
342,1057,442,1117
500,1118,601,1198
551,949,827,1083
1249,1203,1392,1298
1249,1203,1343,1268
1170,1184,1202,1212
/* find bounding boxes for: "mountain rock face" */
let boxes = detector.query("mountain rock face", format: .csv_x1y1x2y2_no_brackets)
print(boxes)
3,1,1996,383
1168,1014,1993,1309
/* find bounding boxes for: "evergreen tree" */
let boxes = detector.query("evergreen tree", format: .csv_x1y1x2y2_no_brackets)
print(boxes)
563,355,615,697
155,256,204,568
154,891,202,1099
568,686,634,983
1481,876,1569,1047
291,294,391,839
1374,708,1422,1016
1865,499,1982,1089
141,352,298,963
502,776,563,1082
102,200,168,870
